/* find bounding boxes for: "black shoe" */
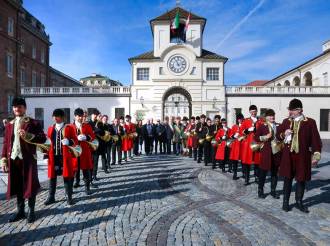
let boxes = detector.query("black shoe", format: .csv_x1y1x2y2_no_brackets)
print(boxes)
73,182,80,188
282,201,290,212
104,169,109,173
212,165,216,169
271,190,280,199
44,196,56,206
258,189,267,199
27,210,36,223
8,211,26,222
93,176,99,181
194,158,197,161
197,160,201,163
233,174,239,180
296,201,309,213
91,182,98,188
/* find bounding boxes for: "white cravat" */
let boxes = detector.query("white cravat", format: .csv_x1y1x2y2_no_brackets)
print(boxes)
11,117,23,160
294,115,304,122
251,116,257,123
75,121,82,129
55,122,64,131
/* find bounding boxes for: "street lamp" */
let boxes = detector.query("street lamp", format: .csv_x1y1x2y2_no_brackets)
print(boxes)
140,96,144,107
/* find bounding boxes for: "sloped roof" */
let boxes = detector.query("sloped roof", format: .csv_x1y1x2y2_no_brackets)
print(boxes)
245,80,269,86
128,49,228,63
151,7,206,22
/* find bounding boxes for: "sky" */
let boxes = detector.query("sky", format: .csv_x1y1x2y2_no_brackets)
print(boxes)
24,0,330,85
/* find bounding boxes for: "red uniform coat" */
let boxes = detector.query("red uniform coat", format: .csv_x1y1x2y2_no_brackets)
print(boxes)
215,128,231,160
276,116,322,181
185,123,198,148
122,123,136,151
240,117,264,165
254,122,281,171
47,124,78,179
229,124,241,161
1,117,46,199
72,123,95,170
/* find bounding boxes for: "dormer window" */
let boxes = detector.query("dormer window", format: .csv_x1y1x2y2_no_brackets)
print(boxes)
170,22,186,43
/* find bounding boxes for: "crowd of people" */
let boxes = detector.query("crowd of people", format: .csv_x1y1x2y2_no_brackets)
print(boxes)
1,97,322,223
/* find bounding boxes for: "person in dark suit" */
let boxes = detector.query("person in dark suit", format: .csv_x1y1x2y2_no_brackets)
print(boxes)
111,118,124,165
142,119,155,155
155,119,166,154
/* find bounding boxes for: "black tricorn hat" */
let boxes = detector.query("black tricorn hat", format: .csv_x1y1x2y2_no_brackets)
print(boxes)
125,115,131,119
195,116,200,120
12,97,26,107
249,105,257,111
288,98,303,110
214,114,221,120
265,109,275,117
221,118,227,122
236,113,244,120
182,116,188,121
190,116,195,120
52,109,65,117
74,108,84,116
91,109,100,115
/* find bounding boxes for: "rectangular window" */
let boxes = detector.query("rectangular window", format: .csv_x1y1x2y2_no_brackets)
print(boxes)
61,108,70,124
6,53,14,78
206,68,219,81
234,108,242,118
159,67,164,75
20,67,26,87
115,108,125,119
320,109,330,131
20,42,25,53
7,95,14,113
40,73,45,87
32,45,36,59
41,48,45,63
35,108,44,129
32,71,37,87
323,72,328,86
137,68,149,81
8,17,14,36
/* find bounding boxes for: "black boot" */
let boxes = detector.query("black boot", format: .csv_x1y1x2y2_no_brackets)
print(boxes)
64,179,75,206
270,176,280,199
232,161,239,180
84,171,92,195
27,196,36,223
295,182,309,213
244,165,250,186
228,161,233,173
258,169,267,199
8,196,26,222
282,178,292,212
254,165,259,184
44,178,57,205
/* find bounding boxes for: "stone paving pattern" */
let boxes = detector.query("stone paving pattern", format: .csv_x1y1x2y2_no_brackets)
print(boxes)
0,139,329,245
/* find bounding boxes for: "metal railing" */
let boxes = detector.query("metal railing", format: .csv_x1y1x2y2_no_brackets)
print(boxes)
21,86,131,95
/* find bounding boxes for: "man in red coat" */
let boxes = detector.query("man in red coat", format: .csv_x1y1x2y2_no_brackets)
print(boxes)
255,109,282,199
229,113,244,180
72,108,95,195
240,105,264,185
123,115,136,161
1,97,46,223
277,99,322,213
44,109,78,206
214,119,231,172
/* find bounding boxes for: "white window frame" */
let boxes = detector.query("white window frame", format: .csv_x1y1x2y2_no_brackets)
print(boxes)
41,48,45,63
137,68,149,81
32,45,37,59
206,68,219,81
8,17,14,36
6,52,14,78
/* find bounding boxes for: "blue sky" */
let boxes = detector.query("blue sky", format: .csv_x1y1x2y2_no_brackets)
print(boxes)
25,0,330,85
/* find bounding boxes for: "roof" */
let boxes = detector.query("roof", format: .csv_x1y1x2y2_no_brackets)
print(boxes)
266,48,330,85
128,49,228,63
80,74,123,86
245,80,269,86
151,7,206,22
50,67,82,86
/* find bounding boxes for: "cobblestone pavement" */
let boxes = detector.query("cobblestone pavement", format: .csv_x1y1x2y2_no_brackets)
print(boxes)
0,152,329,246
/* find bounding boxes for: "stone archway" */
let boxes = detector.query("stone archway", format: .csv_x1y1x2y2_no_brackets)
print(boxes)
162,86,192,120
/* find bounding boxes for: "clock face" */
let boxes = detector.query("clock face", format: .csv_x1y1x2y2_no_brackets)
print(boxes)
168,55,187,74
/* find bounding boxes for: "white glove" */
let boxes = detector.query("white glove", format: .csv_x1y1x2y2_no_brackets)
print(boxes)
248,127,255,132
222,136,226,140
78,134,87,141
61,138,69,146
234,133,239,138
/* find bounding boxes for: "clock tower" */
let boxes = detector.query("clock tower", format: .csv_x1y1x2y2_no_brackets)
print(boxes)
129,7,228,120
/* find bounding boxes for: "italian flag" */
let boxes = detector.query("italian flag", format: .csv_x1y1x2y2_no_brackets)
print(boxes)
171,11,180,32
184,12,190,33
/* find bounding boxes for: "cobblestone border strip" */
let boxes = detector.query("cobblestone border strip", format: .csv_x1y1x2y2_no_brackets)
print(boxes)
147,165,251,246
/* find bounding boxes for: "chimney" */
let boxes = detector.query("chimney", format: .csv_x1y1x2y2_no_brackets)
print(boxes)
323,40,330,52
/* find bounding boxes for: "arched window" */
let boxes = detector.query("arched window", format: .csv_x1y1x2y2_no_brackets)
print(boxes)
284,80,290,86
293,76,300,86
303,71,313,86
276,83,281,86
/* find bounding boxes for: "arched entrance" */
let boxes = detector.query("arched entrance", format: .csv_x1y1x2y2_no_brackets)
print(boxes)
162,86,192,119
